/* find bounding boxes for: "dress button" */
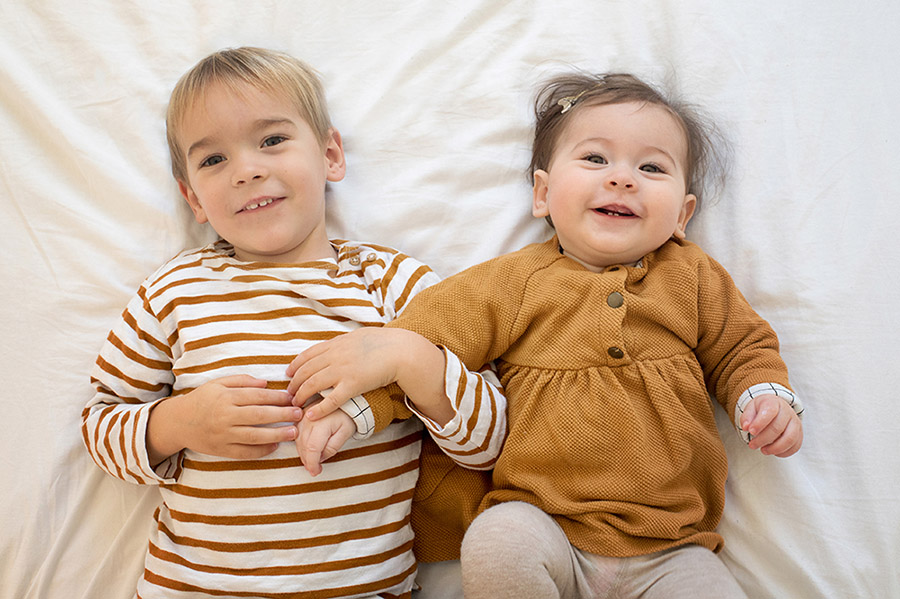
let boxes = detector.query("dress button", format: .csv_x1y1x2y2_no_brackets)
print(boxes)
349,256,361,265
608,347,624,359
607,292,624,308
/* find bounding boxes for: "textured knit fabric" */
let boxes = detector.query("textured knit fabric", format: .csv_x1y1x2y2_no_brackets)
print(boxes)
82,239,503,599
373,235,793,559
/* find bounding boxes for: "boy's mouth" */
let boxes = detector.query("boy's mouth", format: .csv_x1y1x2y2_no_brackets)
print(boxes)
239,197,280,213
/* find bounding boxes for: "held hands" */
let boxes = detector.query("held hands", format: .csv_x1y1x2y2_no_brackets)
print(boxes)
739,394,803,457
295,409,356,476
147,374,301,465
286,327,437,421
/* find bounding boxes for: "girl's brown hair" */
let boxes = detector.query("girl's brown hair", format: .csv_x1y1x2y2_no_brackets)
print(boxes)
530,72,726,208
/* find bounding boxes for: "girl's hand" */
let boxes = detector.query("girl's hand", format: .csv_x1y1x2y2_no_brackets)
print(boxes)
739,394,803,457
295,409,356,476
286,327,451,425
286,327,409,419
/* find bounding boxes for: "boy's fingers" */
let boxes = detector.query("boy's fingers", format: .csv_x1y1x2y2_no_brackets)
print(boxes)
217,374,269,388
238,424,297,447
233,388,293,406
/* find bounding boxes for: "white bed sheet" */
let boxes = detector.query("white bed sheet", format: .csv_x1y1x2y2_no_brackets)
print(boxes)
1,2,898,598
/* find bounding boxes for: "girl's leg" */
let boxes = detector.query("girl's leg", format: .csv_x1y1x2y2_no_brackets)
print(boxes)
611,544,748,599
460,501,597,599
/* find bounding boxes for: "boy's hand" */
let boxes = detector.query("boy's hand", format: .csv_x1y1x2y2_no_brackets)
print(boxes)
739,394,803,457
295,409,356,476
147,374,301,465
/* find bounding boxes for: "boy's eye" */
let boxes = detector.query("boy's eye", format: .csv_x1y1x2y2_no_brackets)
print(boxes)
640,163,665,174
200,155,225,168
585,154,607,165
262,136,286,148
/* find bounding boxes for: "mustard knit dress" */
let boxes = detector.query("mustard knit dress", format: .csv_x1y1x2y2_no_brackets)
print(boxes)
372,236,792,560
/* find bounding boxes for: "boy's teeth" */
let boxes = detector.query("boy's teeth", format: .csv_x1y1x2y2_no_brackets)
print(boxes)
246,199,274,211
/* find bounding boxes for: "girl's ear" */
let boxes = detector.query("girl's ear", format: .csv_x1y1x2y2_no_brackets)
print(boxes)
323,128,346,182
532,169,550,218
673,193,697,239
178,180,208,224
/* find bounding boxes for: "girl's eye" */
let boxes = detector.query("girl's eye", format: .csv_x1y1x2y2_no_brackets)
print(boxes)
262,136,286,148
200,155,225,168
640,163,665,174
585,154,607,165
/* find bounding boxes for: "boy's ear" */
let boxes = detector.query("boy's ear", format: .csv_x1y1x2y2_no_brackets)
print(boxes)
178,180,208,224
324,128,346,183
532,169,550,218
673,193,697,239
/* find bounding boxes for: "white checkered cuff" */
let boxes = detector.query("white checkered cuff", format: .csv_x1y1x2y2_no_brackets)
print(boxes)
314,389,374,440
735,382,804,444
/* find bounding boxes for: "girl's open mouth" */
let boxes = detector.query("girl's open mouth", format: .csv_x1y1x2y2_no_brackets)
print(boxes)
595,206,635,217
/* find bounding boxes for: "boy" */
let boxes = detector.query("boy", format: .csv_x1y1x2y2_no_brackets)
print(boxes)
82,47,504,599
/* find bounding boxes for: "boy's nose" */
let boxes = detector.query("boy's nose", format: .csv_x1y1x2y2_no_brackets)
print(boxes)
232,153,268,185
234,172,264,185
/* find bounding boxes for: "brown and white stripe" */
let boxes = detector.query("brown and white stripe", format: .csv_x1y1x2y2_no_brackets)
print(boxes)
82,239,504,598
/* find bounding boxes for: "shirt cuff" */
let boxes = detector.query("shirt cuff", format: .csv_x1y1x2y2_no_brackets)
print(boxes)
334,393,375,439
735,382,804,444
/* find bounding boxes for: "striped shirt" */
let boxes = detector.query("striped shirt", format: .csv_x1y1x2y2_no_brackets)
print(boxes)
82,239,505,599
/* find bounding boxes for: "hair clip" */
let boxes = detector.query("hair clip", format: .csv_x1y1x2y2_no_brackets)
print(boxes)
557,90,586,114
557,77,607,114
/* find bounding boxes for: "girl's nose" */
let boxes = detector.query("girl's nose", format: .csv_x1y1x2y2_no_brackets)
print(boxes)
605,168,635,190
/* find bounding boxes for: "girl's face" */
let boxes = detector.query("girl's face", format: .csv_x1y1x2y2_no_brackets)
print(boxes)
532,101,696,271
177,82,345,264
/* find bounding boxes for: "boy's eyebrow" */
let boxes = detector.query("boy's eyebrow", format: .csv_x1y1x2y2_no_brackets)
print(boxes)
186,118,298,159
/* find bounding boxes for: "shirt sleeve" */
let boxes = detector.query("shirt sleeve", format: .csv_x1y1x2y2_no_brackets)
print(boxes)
405,348,506,470
363,253,512,467
81,284,179,485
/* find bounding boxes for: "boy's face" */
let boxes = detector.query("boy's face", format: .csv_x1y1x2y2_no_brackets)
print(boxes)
532,101,696,270
177,82,344,263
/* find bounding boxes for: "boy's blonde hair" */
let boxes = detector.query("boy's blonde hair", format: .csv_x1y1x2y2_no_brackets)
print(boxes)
166,47,332,183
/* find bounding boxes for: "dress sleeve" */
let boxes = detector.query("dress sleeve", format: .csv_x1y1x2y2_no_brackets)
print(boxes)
81,284,179,485
364,255,523,460
694,253,794,423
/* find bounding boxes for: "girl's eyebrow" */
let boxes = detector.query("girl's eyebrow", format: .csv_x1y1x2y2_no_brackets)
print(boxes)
186,118,297,159
573,137,679,164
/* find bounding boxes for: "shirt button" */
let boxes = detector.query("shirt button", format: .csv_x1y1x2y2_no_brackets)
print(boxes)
608,347,625,359
366,253,377,262
607,292,624,308
349,256,361,265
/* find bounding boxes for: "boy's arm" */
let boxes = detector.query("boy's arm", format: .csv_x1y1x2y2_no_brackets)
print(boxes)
83,288,298,483
286,253,520,470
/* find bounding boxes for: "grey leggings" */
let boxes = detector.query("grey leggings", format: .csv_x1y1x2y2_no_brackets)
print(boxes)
460,502,748,599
